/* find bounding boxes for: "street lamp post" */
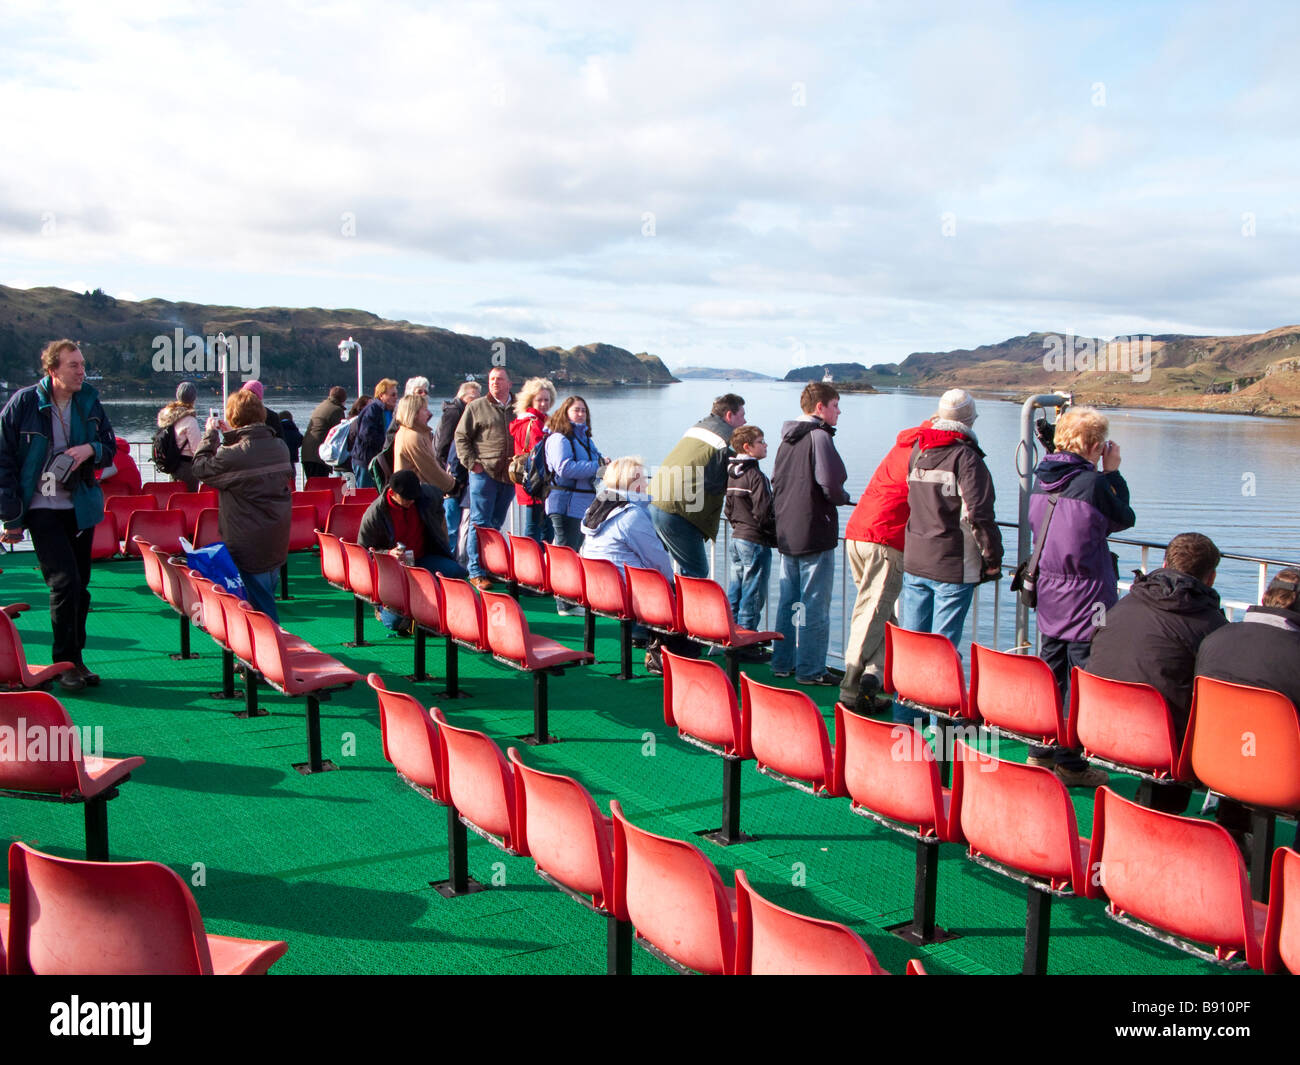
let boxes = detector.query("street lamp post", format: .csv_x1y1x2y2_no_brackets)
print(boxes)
216,332,230,413
338,337,363,401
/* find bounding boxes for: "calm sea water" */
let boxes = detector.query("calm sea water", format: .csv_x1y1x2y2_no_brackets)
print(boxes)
98,380,1300,639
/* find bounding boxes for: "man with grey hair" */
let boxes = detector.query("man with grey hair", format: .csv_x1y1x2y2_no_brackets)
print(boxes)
899,389,1002,651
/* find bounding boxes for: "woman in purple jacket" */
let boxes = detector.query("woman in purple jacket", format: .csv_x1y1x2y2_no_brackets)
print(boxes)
1027,405,1135,786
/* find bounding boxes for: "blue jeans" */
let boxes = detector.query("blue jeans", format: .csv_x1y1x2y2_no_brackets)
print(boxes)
466,473,514,578
649,506,710,578
379,554,467,630
772,550,835,679
727,538,772,632
352,462,373,490
444,496,462,554
548,513,584,550
522,503,552,544
240,568,280,624
898,574,975,653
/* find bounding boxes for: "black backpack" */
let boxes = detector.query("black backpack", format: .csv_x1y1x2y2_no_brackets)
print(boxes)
151,423,183,475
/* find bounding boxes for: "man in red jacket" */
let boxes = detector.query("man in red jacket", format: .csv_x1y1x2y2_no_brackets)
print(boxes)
839,420,929,711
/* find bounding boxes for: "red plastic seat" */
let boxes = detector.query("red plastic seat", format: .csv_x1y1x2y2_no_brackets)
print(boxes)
832,703,954,943
373,551,411,617
507,746,631,973
734,869,887,975
0,610,76,690
167,490,218,542
626,564,682,636
325,502,368,542
344,485,378,506
123,509,185,556
1067,667,1180,786
142,480,189,505
969,643,1065,746
158,552,202,660
544,543,586,608
1086,786,1266,969
315,530,349,592
432,708,519,852
368,673,446,801
195,579,240,700
90,515,119,560
610,800,737,974
482,589,594,745
436,575,487,701
406,567,449,686
304,475,345,503
1264,846,1300,974
0,690,145,859
243,606,361,773
1177,675,1300,900
341,541,378,647
6,841,287,975
676,574,780,690
292,489,336,530
193,507,221,548
105,495,156,546
580,557,636,678
278,506,320,600
475,525,514,589
739,673,837,797
948,739,1089,973
884,622,971,725
138,536,166,599
508,535,549,594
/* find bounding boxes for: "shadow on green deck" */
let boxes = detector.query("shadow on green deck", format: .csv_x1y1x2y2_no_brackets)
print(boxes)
0,553,1284,975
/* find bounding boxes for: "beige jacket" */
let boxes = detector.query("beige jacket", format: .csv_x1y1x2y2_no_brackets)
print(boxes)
394,426,455,493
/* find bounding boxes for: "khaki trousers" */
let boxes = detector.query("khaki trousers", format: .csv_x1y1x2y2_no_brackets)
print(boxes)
839,540,904,703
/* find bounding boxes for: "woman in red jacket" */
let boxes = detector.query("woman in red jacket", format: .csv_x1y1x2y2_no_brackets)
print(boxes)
509,377,557,543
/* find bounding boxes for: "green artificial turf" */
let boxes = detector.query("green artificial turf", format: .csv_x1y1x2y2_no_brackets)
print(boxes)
1,552,1285,975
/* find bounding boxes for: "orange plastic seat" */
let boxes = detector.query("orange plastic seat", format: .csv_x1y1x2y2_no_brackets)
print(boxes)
662,649,748,844
166,490,218,542
406,567,449,687
0,610,76,691
580,557,635,678
676,574,780,691
123,509,185,557
507,746,631,973
1067,667,1181,798
243,606,360,773
1264,846,1300,974
90,515,119,561
969,643,1065,746
884,622,971,726
0,691,145,859
610,800,737,974
1177,675,1300,900
438,575,487,701
324,502,368,542
193,507,221,548
482,590,594,745
1087,786,1266,969
475,525,514,591
832,703,955,944
734,869,888,975
544,543,587,610
740,673,837,797
142,480,189,505
948,739,1089,974
292,489,335,530
6,841,287,975
279,506,320,600
304,475,345,503
432,708,520,863
626,564,682,637
341,541,378,647
508,535,549,595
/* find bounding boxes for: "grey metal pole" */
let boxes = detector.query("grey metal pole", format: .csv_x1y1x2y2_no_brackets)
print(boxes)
1015,393,1071,648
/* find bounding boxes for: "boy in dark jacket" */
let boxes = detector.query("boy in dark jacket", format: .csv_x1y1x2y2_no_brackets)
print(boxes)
724,425,776,647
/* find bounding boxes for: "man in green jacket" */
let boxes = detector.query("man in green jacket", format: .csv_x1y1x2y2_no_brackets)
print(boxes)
649,393,746,578
0,340,116,692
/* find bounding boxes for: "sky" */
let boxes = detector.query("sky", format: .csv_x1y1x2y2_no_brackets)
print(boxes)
1,0,1298,376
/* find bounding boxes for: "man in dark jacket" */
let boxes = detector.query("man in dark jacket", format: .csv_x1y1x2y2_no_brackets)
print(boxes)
724,425,776,645
0,340,115,691
191,389,292,622
649,393,746,578
1088,533,1227,737
771,382,851,685
901,389,1002,651
1196,568,1300,714
358,470,467,632
302,386,347,479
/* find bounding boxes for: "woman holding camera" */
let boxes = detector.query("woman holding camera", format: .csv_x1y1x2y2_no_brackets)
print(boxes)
0,340,116,692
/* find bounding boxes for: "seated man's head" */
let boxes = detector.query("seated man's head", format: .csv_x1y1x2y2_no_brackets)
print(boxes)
1262,568,1300,610
388,469,421,508
1163,532,1220,586
225,389,266,429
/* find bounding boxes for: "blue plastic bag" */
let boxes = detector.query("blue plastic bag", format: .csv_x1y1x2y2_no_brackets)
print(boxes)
185,541,248,601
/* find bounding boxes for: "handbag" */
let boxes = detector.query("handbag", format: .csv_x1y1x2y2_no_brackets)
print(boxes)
1010,495,1059,608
